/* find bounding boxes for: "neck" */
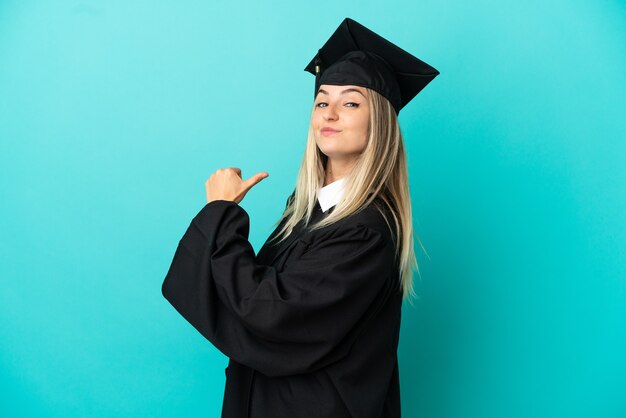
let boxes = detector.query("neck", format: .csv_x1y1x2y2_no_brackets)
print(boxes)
324,158,354,186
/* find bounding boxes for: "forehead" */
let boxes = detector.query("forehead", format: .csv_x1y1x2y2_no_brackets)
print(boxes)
317,84,368,96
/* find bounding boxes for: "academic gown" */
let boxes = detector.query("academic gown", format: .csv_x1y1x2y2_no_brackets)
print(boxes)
162,192,404,418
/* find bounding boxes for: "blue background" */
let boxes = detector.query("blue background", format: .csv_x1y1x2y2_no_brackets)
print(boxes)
1,1,625,417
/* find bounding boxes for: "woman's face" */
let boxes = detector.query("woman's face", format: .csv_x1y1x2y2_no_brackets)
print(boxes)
312,84,370,163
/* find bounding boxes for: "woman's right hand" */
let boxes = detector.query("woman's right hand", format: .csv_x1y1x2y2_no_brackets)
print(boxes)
205,167,269,204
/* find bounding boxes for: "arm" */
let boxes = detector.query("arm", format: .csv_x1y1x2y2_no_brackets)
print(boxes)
162,200,396,376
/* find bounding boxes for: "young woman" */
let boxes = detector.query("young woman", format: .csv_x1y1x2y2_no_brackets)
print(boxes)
162,17,439,418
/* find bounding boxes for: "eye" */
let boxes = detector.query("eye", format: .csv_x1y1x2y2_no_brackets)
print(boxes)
315,101,360,108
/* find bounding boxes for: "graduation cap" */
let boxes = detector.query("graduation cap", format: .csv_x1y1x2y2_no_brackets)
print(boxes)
304,18,440,114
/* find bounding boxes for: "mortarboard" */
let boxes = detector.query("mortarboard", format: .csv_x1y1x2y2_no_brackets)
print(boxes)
304,17,440,114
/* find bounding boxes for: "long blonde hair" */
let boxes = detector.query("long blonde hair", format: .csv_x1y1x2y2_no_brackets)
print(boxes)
269,88,426,303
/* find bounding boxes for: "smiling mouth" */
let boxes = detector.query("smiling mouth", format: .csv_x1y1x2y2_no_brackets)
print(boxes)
321,129,341,136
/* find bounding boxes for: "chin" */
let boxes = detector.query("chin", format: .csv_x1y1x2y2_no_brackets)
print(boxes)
316,144,339,155
321,151,352,160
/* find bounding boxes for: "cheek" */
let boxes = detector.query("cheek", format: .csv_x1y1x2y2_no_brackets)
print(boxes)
310,113,318,127
359,117,370,148
347,120,369,150
356,115,370,138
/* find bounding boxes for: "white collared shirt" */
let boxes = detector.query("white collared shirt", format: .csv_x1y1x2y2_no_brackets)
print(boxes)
316,177,347,213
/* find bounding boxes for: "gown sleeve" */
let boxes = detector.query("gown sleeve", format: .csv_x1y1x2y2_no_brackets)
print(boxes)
162,199,396,377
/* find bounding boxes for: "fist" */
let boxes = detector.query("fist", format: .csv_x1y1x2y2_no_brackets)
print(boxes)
205,167,269,204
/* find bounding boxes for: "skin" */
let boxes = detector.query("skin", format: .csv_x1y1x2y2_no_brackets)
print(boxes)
205,167,268,204
205,84,370,203
312,84,370,186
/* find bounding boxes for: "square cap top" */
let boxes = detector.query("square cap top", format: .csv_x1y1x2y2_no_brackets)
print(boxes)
304,18,439,113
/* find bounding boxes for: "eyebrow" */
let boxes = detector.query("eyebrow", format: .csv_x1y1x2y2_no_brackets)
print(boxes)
317,88,366,98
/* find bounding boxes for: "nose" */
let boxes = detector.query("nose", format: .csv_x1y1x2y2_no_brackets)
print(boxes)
322,102,338,121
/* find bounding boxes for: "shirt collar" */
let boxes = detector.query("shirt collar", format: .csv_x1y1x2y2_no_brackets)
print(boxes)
317,177,347,212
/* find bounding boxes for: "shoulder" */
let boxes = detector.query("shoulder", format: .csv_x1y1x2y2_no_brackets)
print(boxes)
283,190,397,248
303,210,396,270
347,197,397,246
310,197,397,257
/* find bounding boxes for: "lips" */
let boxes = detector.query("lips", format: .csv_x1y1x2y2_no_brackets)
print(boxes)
321,128,341,136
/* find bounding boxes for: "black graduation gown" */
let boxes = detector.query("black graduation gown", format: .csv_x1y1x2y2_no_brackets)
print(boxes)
162,193,403,418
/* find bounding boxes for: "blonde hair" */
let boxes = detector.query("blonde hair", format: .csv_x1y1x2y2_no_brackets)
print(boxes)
269,88,426,303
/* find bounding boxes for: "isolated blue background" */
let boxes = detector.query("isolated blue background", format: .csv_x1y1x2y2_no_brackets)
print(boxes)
1,1,625,417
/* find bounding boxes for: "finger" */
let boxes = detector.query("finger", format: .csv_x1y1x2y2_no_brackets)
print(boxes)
228,167,242,178
243,172,269,190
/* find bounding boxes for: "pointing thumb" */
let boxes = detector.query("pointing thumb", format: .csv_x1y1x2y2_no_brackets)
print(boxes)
245,172,269,189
